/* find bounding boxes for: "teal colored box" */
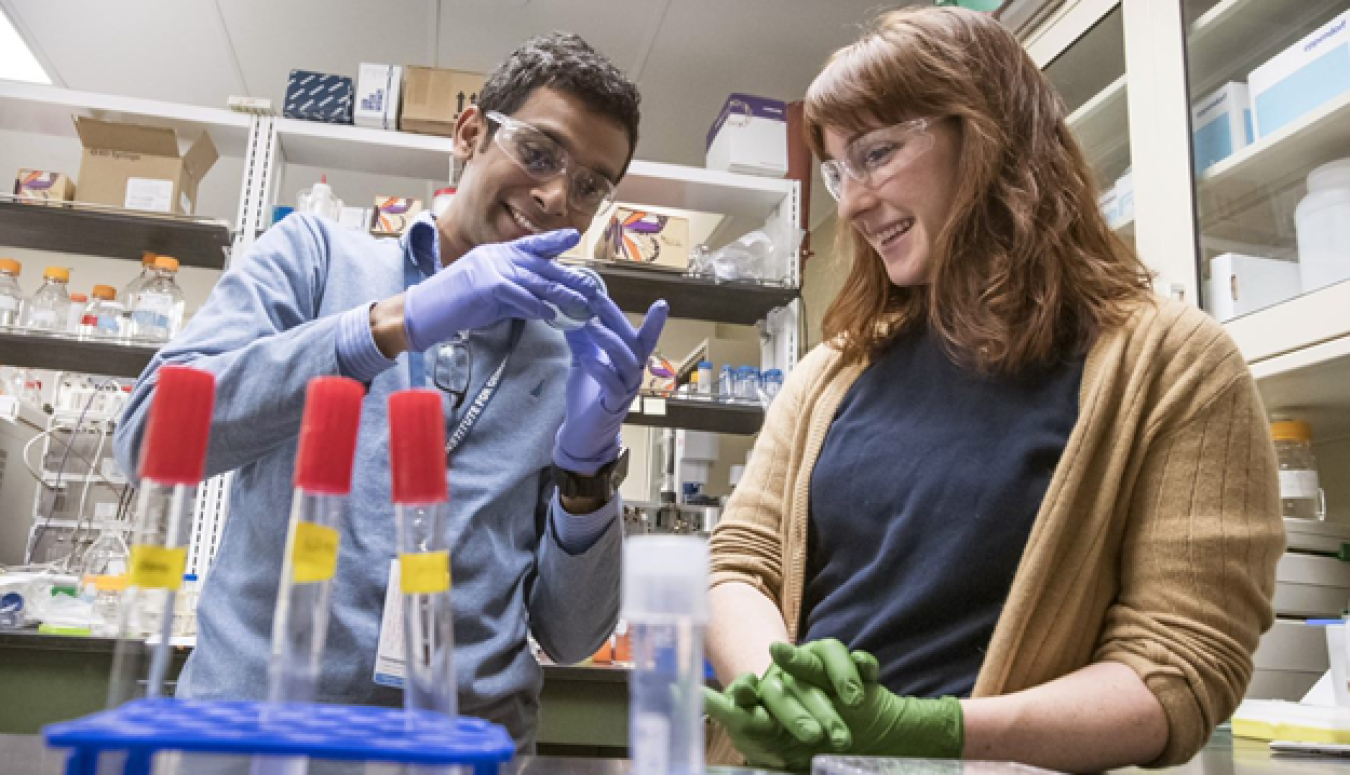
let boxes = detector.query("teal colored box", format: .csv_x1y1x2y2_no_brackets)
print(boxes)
1249,11,1350,139
1192,82,1253,173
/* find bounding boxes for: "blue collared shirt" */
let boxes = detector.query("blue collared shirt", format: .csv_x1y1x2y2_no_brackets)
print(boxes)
113,213,622,750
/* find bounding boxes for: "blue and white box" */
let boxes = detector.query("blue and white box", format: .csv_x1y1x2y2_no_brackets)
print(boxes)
284,70,354,125
355,63,403,131
706,93,788,178
1249,10,1350,139
1192,82,1253,173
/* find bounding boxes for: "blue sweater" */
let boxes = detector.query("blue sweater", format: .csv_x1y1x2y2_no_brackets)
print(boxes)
802,330,1082,698
112,214,622,750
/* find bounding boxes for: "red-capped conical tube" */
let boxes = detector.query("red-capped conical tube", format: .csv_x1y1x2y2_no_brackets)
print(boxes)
389,389,448,504
139,365,215,484
294,377,365,494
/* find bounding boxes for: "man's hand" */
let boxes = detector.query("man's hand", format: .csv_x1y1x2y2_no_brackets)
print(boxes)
397,229,600,353
553,294,667,478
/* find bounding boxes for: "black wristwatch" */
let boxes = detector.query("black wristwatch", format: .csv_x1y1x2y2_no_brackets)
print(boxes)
552,447,629,502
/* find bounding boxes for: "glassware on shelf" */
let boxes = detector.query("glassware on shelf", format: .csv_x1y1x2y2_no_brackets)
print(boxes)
80,285,128,341
66,292,87,334
120,252,156,331
1272,420,1326,521
297,174,342,221
21,266,72,334
0,258,25,327
128,257,185,343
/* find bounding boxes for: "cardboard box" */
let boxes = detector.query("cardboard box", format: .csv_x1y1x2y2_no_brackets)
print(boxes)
705,93,788,178
399,67,486,136
73,118,219,215
1249,10,1350,139
1206,253,1301,322
284,70,354,125
13,169,74,205
372,197,422,236
355,63,403,131
593,208,691,270
1192,82,1253,173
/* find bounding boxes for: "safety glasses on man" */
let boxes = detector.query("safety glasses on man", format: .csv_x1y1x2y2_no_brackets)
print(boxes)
820,117,936,202
486,111,618,215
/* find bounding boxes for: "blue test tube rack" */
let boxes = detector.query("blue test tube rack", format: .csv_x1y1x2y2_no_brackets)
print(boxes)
43,698,515,775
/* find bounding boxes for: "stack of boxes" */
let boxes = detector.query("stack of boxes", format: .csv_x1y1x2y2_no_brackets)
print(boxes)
284,63,486,137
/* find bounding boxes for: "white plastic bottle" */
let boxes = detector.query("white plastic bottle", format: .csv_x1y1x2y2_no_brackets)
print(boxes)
129,256,185,343
21,266,72,333
297,175,341,221
1295,159,1350,293
0,258,25,327
625,535,709,775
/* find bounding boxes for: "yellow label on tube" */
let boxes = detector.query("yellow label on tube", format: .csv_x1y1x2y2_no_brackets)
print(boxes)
292,522,340,583
130,546,187,590
400,551,451,595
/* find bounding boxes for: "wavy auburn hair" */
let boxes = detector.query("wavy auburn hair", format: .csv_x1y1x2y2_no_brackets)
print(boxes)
805,6,1152,373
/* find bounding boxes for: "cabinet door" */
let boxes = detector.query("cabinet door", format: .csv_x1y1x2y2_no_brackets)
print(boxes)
1044,5,1136,252
1183,0,1350,324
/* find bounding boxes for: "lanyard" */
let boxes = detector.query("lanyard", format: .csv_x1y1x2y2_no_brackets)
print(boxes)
402,257,522,457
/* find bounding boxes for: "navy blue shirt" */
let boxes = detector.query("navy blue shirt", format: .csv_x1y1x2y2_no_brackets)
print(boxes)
801,330,1084,698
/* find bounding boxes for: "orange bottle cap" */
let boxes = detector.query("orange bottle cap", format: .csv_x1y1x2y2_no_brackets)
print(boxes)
43,266,70,282
92,284,117,300
0,258,20,273
154,256,179,272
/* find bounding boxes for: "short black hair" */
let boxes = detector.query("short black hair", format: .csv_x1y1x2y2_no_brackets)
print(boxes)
478,32,641,175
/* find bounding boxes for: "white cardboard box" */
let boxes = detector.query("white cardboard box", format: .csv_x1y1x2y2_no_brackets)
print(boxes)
1206,253,1301,322
1192,82,1252,173
355,63,403,131
1249,10,1350,139
705,93,788,178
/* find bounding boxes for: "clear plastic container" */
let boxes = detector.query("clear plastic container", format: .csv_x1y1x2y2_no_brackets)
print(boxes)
297,175,342,221
1273,420,1326,520
1295,159,1350,293
0,258,25,327
762,368,784,401
173,573,199,637
81,528,130,580
813,756,1060,775
546,266,606,331
696,361,713,396
718,365,733,399
737,366,761,401
67,292,87,334
81,284,127,341
128,256,185,343
119,251,156,330
21,266,72,333
624,536,709,775
89,574,127,637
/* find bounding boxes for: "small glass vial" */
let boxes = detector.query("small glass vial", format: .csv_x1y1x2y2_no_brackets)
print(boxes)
696,361,713,397
624,536,709,775
1272,420,1325,520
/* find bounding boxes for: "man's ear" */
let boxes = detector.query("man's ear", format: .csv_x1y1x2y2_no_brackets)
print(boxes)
452,105,487,163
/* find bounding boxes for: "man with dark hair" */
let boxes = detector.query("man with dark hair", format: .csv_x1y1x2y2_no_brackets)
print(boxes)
115,32,664,750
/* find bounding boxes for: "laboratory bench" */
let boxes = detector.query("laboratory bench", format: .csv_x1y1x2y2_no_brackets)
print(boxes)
2,727,1349,774
0,629,630,754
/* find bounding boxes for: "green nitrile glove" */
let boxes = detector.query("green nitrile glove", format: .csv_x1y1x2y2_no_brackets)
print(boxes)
770,642,966,759
703,673,830,772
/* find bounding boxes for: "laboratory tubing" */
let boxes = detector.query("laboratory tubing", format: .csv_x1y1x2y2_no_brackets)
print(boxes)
545,266,607,332
267,377,365,704
66,292,87,333
1272,420,1326,520
80,284,127,341
0,258,25,327
129,256,186,343
22,266,72,333
108,365,215,708
624,535,710,775
389,389,458,719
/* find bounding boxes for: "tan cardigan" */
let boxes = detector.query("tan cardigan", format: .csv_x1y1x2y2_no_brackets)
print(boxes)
708,299,1284,767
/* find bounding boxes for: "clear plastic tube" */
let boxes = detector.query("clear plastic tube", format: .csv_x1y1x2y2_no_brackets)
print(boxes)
108,481,198,707
630,618,705,775
397,501,457,718
268,490,344,703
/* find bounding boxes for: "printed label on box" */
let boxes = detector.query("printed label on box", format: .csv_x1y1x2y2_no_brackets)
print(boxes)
291,522,340,584
124,178,174,212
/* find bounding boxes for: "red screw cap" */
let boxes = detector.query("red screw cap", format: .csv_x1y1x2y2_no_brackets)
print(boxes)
140,366,216,485
294,377,365,494
388,389,448,504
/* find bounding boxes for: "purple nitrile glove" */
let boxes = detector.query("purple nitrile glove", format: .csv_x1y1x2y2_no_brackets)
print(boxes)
553,294,668,475
403,229,599,350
